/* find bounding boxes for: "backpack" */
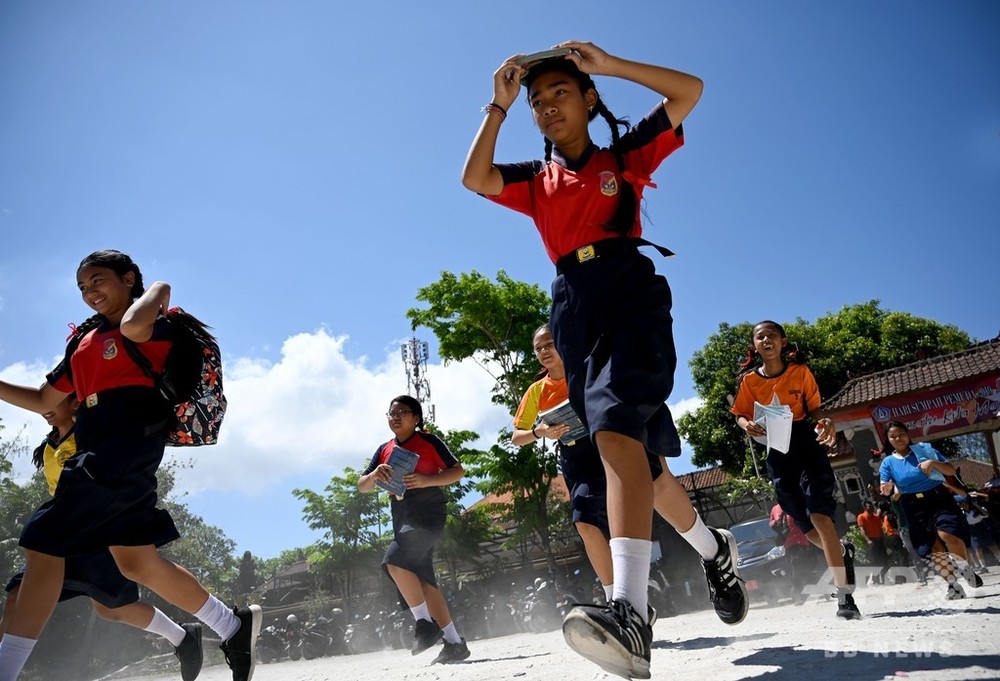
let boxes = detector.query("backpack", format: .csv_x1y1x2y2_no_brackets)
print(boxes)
63,308,227,447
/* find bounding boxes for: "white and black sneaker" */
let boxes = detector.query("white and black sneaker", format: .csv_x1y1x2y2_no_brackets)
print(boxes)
562,599,652,679
703,528,749,625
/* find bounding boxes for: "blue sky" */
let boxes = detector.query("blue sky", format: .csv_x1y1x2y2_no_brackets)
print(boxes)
1,2,998,559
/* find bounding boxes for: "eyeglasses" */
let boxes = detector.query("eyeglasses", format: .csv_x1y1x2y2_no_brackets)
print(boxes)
386,410,413,419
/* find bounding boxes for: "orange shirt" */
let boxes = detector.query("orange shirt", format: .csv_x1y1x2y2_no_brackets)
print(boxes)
857,511,883,540
731,363,821,422
514,375,569,430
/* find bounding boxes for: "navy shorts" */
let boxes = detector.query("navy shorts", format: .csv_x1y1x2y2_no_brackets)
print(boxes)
560,440,610,539
19,389,179,557
899,485,971,557
383,490,446,587
550,244,680,468
765,421,837,534
5,549,139,609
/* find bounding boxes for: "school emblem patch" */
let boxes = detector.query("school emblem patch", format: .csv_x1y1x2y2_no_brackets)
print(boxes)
102,338,118,360
598,171,619,197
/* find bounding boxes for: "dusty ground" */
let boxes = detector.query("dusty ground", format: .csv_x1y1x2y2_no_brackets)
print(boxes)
102,572,1000,681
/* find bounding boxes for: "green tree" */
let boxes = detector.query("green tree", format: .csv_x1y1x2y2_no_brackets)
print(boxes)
406,270,550,410
293,468,387,617
677,301,973,473
408,270,568,575
0,425,47,594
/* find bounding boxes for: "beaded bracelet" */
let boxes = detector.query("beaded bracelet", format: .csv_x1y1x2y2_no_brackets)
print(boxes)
482,102,507,121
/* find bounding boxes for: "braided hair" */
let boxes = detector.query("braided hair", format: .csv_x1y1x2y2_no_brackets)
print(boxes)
524,60,638,236
735,320,808,387
78,249,145,299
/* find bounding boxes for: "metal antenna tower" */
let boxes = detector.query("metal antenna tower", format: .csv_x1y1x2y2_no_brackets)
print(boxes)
401,337,435,424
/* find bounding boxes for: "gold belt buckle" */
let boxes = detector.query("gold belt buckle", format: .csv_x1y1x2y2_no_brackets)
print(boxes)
85,393,99,408
575,244,597,263
915,492,924,499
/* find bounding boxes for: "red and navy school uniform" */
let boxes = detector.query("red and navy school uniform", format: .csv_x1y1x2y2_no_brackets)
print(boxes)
19,317,180,558
486,103,684,461
362,430,460,587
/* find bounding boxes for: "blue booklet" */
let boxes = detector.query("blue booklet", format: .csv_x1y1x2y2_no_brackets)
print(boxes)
376,445,420,497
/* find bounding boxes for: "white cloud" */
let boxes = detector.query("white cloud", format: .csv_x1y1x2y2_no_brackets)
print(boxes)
0,330,709,493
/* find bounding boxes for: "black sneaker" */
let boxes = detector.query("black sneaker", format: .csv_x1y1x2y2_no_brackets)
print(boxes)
174,623,203,681
412,618,442,655
431,638,470,664
702,528,749,625
836,590,862,620
562,599,652,679
842,541,856,591
962,565,984,588
646,605,657,628
219,604,262,681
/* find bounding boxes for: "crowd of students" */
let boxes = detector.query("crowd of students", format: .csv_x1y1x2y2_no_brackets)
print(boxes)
0,41,993,681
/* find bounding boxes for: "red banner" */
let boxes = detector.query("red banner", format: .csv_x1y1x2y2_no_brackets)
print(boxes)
870,375,1000,439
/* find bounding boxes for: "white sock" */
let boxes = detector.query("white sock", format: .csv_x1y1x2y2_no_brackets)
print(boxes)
144,607,187,647
610,537,651,622
409,601,431,622
0,634,36,681
193,594,239,641
603,583,614,603
679,514,720,561
441,621,462,644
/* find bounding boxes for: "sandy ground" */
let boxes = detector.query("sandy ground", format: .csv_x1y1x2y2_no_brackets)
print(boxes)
105,572,1000,681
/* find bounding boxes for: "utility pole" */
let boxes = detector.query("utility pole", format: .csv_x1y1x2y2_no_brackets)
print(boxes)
401,337,435,424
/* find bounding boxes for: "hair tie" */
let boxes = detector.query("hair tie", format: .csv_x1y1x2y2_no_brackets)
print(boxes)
65,322,79,341
738,348,755,368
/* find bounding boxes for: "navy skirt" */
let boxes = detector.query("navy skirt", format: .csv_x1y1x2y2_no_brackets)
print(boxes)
6,548,140,608
19,388,179,557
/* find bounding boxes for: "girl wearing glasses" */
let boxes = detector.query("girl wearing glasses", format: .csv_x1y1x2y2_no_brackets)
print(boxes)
358,395,469,664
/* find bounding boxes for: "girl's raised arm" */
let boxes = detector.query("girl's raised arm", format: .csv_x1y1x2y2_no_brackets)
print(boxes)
0,380,69,414
461,56,524,196
556,41,703,129
121,281,171,343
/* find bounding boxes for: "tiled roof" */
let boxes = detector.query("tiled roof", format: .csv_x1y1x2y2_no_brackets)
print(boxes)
955,457,999,489
822,338,1000,411
675,467,730,492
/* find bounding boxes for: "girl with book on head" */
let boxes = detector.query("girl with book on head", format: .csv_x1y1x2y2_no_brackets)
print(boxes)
357,395,469,665
463,41,744,678
731,320,859,619
0,250,260,681
514,325,747,623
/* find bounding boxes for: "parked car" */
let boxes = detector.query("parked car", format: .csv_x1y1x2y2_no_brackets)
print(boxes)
729,517,820,605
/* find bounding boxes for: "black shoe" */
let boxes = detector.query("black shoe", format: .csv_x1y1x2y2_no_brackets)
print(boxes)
411,618,442,655
431,638,470,664
174,623,203,681
702,528,749,625
219,604,262,681
963,566,984,588
842,541,856,590
562,599,652,679
836,590,862,620
646,605,657,628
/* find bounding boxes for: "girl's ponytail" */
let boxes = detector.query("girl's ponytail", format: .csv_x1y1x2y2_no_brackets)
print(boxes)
594,99,638,236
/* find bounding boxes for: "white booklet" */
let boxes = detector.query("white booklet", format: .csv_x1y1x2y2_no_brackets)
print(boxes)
376,445,420,498
537,399,589,446
752,395,793,454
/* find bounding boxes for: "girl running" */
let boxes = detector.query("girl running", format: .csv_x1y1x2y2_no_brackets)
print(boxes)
731,320,860,619
0,250,260,681
463,42,743,679
357,395,470,665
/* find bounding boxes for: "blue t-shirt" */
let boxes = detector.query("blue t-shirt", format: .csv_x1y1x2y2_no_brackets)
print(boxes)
879,442,947,494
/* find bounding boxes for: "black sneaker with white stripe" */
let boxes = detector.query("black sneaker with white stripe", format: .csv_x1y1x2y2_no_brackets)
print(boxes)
842,541,856,591
703,528,748,625
562,599,652,679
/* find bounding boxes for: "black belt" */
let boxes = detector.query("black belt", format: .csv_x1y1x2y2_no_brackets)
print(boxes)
902,485,947,500
555,237,674,275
